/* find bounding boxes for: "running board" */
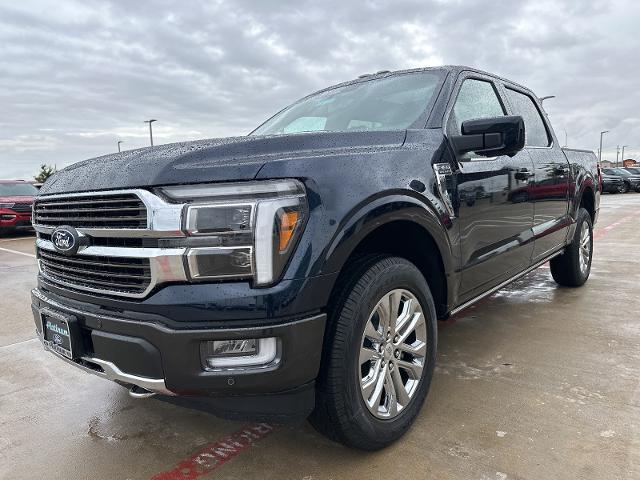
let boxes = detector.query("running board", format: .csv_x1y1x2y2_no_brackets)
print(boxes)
449,250,564,317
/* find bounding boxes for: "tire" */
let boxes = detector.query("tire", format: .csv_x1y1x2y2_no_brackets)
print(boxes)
310,256,438,450
550,207,593,287
621,182,630,193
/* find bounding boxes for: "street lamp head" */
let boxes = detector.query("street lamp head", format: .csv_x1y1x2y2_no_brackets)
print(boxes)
539,95,556,102
601,130,609,135
144,119,157,124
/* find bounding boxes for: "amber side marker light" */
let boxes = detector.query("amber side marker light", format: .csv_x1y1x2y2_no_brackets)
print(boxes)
278,210,299,252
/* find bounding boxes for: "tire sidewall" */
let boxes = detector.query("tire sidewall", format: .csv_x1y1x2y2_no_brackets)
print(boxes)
339,259,437,445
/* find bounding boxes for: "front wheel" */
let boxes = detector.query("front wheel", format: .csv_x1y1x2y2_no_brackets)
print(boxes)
310,256,437,450
550,207,593,287
621,182,630,193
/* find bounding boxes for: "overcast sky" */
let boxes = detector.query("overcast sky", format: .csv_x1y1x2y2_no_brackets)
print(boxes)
1,0,639,179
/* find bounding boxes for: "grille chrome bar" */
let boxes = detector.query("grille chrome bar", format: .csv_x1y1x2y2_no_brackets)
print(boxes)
36,238,187,299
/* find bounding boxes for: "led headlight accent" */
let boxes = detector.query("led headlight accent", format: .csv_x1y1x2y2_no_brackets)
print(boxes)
160,180,307,286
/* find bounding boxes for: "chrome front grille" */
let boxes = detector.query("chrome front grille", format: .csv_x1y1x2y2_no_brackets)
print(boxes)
34,193,147,228
38,249,152,295
34,189,187,299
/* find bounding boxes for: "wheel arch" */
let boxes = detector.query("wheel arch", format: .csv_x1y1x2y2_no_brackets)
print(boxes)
322,195,455,318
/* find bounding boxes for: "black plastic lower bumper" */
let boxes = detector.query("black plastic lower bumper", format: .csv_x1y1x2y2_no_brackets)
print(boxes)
31,288,326,419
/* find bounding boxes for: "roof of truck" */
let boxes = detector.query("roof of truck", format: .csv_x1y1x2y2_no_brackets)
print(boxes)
354,65,532,94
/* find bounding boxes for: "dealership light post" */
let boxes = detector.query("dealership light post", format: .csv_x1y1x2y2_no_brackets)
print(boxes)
117,140,123,153
144,119,157,147
599,130,609,163
621,145,628,167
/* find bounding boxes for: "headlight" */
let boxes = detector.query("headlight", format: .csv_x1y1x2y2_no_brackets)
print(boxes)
159,180,307,286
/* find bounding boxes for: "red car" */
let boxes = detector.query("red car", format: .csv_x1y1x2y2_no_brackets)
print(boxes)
0,180,38,235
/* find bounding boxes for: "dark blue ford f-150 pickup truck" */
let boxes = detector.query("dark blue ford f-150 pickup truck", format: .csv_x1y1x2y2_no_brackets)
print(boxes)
32,66,599,449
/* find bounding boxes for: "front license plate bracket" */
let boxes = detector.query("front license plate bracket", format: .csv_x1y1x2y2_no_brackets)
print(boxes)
40,308,82,360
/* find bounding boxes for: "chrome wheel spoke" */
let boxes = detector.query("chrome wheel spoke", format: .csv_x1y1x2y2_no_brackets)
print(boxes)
388,290,402,334
390,364,411,406
396,311,423,345
364,318,383,342
366,363,387,409
384,369,398,416
361,360,383,399
397,358,423,380
359,346,379,366
398,339,427,358
376,302,391,334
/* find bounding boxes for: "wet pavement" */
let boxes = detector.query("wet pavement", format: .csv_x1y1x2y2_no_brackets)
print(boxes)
1,194,639,479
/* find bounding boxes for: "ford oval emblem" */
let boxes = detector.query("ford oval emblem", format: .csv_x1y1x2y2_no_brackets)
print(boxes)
51,226,80,256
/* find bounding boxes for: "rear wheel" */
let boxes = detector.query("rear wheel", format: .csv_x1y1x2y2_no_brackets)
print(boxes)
550,207,593,287
310,256,437,450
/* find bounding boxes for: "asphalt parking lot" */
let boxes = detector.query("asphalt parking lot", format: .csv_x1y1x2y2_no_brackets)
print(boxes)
1,193,639,480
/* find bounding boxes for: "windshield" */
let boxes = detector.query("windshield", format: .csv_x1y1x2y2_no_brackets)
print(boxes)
251,71,445,136
625,167,640,174
0,183,38,196
604,168,631,176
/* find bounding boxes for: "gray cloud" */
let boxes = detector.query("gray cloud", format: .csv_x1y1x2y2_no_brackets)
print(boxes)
1,0,639,179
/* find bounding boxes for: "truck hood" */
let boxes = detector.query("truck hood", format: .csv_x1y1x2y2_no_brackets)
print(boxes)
39,131,406,195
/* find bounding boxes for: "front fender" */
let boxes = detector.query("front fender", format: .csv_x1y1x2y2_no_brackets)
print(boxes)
321,192,455,277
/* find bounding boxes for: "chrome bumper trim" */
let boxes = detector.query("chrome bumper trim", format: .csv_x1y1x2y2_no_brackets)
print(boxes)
37,335,174,396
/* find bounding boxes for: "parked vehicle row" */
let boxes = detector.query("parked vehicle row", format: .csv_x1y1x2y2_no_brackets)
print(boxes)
601,168,640,193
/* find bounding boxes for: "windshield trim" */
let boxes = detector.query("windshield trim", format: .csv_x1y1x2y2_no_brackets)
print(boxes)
249,68,447,136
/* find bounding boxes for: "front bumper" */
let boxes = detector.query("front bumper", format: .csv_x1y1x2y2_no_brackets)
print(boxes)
0,210,32,229
32,288,326,418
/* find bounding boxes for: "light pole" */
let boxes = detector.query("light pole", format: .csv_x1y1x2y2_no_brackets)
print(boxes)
563,129,568,148
621,145,628,167
117,140,124,153
616,145,620,166
599,130,609,163
144,119,157,146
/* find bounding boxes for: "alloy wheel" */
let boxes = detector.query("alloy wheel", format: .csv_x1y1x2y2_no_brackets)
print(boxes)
358,289,427,419
578,221,591,275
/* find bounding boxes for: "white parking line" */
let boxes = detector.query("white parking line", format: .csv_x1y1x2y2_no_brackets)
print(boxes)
0,246,36,258
0,236,35,243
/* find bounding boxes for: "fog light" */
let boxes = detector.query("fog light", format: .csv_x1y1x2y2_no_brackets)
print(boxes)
200,337,278,370
0,214,16,220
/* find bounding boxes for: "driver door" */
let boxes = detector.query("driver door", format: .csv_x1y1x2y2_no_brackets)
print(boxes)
447,75,536,300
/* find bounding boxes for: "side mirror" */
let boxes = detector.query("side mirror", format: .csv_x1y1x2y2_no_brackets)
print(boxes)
451,115,525,158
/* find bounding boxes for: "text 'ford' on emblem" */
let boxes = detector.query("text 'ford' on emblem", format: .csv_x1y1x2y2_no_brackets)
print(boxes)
51,226,80,256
